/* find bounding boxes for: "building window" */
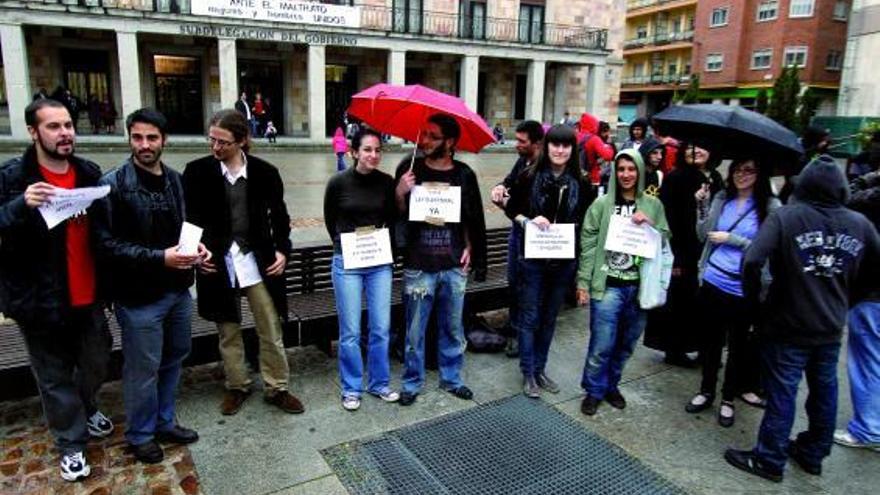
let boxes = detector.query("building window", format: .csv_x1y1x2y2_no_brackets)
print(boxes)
668,63,677,76
518,4,545,43
751,49,773,69
393,0,423,34
688,14,695,30
757,0,778,21
710,7,729,27
633,63,644,77
783,46,809,68
833,1,849,20
826,50,843,70
636,25,648,39
789,0,814,18
705,53,723,72
460,1,487,39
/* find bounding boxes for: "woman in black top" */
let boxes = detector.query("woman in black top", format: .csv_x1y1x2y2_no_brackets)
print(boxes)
644,143,724,366
504,125,592,398
323,128,399,411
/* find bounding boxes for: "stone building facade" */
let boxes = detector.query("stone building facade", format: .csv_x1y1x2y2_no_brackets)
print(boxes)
0,0,625,139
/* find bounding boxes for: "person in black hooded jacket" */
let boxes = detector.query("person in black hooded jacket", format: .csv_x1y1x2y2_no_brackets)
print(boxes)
724,155,880,482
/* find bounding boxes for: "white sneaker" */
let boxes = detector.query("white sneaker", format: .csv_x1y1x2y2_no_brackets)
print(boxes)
60,451,91,482
371,389,400,403
87,410,114,438
834,429,880,451
342,396,361,411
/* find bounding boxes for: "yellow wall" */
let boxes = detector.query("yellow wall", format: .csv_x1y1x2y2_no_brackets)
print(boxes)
625,6,694,40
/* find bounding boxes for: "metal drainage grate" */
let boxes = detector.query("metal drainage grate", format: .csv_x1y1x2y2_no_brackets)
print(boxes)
323,395,685,495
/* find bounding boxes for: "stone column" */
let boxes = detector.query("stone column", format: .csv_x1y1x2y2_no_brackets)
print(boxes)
525,60,546,122
282,57,296,136
116,31,143,121
586,64,606,121
307,44,326,140
388,49,406,86
0,24,31,139
217,37,238,108
459,54,479,112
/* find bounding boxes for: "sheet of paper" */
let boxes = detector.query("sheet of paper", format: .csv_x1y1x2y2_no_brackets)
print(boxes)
524,223,576,259
37,185,110,229
178,222,203,256
224,242,262,288
340,227,394,269
408,184,462,224
603,215,661,259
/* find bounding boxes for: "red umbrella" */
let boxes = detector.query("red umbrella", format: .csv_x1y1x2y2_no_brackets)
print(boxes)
346,83,495,153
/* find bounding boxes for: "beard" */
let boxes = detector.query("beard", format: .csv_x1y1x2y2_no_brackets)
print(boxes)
135,149,163,168
37,134,74,160
425,141,449,160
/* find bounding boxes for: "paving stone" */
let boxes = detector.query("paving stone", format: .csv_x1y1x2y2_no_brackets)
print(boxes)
180,474,200,495
23,457,45,474
0,459,19,476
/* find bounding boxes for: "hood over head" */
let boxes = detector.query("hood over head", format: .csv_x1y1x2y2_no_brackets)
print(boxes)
578,112,599,135
629,118,649,140
607,148,646,204
639,136,664,166
793,154,850,207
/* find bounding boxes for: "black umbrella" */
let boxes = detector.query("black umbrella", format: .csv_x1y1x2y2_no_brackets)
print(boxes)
652,104,803,169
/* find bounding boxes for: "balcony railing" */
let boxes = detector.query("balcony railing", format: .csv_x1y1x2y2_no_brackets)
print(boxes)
621,73,691,85
25,1,607,50
627,0,697,12
624,30,693,49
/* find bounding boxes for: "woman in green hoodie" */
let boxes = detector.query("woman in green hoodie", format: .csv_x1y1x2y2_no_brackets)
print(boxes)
576,149,670,416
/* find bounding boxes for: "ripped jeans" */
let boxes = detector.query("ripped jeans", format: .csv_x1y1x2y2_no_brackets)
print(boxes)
401,268,468,394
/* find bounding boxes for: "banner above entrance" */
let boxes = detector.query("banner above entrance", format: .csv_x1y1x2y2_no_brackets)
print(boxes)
191,0,361,29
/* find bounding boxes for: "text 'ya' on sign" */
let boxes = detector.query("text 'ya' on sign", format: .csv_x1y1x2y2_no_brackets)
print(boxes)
191,0,362,28
409,184,462,224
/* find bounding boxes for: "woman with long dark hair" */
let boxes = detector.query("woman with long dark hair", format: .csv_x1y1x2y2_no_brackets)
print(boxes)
685,158,781,427
644,143,724,366
504,125,592,398
324,128,399,411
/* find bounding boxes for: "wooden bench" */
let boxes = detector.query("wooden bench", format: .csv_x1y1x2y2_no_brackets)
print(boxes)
0,226,512,399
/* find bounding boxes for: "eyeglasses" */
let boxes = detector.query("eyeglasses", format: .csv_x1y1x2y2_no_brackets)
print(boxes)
207,136,235,148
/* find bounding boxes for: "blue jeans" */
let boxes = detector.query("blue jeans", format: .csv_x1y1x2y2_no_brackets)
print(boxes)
336,152,347,171
117,289,192,446
580,285,646,398
517,258,576,377
330,254,393,398
846,302,880,443
401,268,467,394
506,224,521,337
754,341,840,472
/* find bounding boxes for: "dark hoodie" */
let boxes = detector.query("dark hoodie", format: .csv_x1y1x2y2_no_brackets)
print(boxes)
743,155,880,346
638,136,665,195
623,118,648,150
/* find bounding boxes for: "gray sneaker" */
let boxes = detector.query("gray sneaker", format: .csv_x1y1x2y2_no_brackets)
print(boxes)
523,376,540,398
535,373,560,394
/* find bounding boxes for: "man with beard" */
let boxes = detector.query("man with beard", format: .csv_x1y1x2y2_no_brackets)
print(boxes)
93,108,207,464
394,113,487,406
0,99,113,481
490,120,544,357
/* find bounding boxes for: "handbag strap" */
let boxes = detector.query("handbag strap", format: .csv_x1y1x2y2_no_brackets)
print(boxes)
707,202,756,258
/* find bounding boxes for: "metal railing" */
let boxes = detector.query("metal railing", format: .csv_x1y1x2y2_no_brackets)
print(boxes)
627,0,697,12
624,30,693,49
621,72,691,85
27,1,607,50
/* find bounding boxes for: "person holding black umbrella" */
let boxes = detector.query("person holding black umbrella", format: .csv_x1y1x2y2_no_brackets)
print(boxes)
644,144,723,367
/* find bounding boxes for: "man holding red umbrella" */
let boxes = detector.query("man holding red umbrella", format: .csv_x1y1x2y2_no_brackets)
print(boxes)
393,113,487,406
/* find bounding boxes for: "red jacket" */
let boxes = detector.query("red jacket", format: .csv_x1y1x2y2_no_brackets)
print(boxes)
577,113,614,185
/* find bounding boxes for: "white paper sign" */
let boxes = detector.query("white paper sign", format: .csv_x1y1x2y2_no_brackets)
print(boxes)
38,185,110,229
524,223,576,259
340,228,394,269
178,222,203,256
408,185,462,223
604,215,661,259
191,0,362,29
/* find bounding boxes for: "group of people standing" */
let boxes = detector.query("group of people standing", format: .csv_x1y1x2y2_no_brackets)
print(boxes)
0,99,302,482
1,98,878,486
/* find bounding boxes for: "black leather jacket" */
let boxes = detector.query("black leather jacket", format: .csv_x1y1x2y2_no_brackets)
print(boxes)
0,146,103,328
92,159,193,305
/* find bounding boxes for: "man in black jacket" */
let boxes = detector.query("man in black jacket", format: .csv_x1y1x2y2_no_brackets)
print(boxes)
490,120,544,358
93,108,206,464
725,155,880,482
393,113,487,406
183,109,303,416
0,99,112,482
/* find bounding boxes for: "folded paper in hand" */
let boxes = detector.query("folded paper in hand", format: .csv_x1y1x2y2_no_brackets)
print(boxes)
38,185,110,229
